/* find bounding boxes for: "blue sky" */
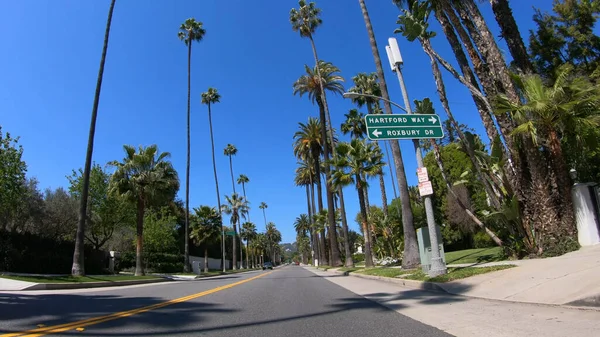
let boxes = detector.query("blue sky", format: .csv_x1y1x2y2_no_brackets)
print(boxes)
0,0,554,243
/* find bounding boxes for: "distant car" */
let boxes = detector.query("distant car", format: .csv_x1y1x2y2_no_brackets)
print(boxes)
263,262,273,270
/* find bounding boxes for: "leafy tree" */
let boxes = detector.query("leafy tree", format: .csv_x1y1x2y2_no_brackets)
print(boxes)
0,127,27,230
529,0,600,82
42,187,78,241
143,208,178,254
67,163,134,250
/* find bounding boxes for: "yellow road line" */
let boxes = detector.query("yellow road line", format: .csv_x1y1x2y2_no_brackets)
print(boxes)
1,271,272,337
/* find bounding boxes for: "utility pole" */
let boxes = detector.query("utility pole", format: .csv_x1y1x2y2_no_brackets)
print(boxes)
386,37,447,277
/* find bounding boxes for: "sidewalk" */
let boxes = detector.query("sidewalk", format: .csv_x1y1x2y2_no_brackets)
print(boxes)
308,267,600,337
315,244,600,308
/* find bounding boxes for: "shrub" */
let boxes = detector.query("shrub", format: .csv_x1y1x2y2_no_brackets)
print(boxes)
0,230,107,274
116,251,183,273
473,231,496,249
352,253,365,264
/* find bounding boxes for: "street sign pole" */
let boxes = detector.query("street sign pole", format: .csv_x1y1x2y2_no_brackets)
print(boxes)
387,37,447,277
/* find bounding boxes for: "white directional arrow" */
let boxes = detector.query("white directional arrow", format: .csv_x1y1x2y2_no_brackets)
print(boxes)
428,116,437,124
372,129,382,137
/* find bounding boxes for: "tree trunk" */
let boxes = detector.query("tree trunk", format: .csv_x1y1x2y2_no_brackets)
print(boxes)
184,21,192,275
309,181,320,263
338,185,354,267
232,223,237,270
208,103,224,271
358,0,419,269
435,7,506,157
246,238,250,269
378,171,389,216
312,145,328,265
548,129,576,236
204,247,209,273
362,173,371,215
229,155,236,194
305,184,314,256
72,0,116,277
420,37,502,209
135,194,145,276
239,235,244,269
489,0,534,74
309,36,342,267
357,178,374,267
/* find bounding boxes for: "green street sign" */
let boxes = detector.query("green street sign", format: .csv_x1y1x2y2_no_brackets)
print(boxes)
225,231,235,236
364,114,444,140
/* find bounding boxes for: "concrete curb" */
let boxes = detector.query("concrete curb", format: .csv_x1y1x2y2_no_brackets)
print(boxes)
311,267,600,311
21,278,170,291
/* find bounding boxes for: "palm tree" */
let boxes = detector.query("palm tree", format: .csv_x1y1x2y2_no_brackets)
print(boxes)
293,61,346,266
201,87,225,271
290,1,343,267
72,0,116,276
237,174,250,208
190,206,222,273
331,139,384,267
221,193,249,270
295,160,319,262
108,145,179,276
348,73,392,217
224,144,238,194
293,118,328,264
357,0,419,268
253,233,268,266
495,66,600,249
266,222,282,264
241,221,257,268
178,18,206,273
259,202,268,227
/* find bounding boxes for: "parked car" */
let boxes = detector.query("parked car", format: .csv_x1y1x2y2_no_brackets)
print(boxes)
263,262,273,270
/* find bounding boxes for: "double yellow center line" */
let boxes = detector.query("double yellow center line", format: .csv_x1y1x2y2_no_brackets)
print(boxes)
2,271,272,337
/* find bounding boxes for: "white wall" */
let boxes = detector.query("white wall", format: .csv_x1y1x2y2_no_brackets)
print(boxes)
573,183,600,246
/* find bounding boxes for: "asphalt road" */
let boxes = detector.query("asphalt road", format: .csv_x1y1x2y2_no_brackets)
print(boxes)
0,266,450,337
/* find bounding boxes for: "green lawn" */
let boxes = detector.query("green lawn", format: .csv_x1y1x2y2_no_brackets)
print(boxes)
445,247,504,265
0,274,159,284
342,264,515,283
402,265,515,283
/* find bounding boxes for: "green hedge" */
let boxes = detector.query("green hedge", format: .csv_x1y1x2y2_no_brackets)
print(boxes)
352,253,365,264
117,251,183,273
0,230,107,274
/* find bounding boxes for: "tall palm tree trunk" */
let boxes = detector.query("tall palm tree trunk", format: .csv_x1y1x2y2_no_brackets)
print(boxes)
358,0,419,268
310,181,320,264
135,194,145,276
435,8,505,156
183,21,192,274
419,37,502,209
232,223,238,270
309,37,342,267
72,0,116,276
208,103,224,270
312,150,328,265
229,156,236,194
378,172,389,216
246,239,250,269
338,186,354,267
357,179,374,267
204,246,209,273
305,184,315,259
489,0,534,74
